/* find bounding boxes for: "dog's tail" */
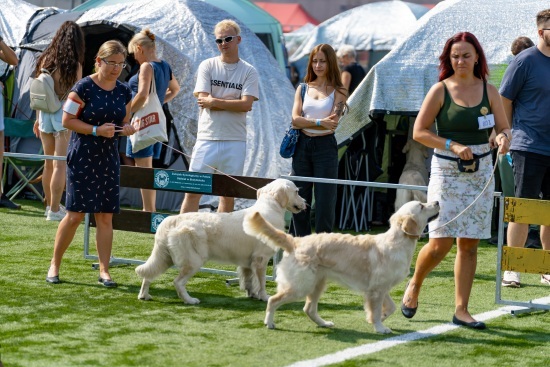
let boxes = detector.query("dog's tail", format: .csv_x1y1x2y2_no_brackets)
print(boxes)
135,233,173,280
243,212,295,253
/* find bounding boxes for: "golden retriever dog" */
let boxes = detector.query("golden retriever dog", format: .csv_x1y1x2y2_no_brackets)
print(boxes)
135,179,306,303
395,139,429,211
243,200,440,334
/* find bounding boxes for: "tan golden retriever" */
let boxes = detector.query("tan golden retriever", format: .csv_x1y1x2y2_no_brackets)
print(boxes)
395,139,429,211
135,179,306,303
243,200,439,334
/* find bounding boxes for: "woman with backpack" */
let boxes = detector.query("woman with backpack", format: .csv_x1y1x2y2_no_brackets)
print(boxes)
32,21,85,221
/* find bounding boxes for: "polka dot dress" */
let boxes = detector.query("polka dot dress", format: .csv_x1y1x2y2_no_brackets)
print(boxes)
65,76,132,213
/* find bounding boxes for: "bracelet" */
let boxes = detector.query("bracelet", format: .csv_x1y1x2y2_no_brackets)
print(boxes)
92,126,97,136
445,138,452,151
315,119,321,127
501,131,511,142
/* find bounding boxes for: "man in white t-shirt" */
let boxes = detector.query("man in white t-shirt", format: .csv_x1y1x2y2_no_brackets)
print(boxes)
180,19,259,213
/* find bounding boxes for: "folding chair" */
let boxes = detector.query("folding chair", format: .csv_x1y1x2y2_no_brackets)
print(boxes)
2,117,44,201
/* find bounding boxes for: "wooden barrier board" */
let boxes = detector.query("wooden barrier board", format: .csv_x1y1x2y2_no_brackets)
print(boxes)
501,247,550,274
89,209,168,233
120,166,272,199
89,168,274,233
504,197,550,226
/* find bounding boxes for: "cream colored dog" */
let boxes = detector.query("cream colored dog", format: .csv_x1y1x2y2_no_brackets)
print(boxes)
395,139,429,211
244,200,440,334
136,179,306,303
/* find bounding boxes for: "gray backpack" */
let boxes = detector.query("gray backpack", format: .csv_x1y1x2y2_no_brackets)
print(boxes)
29,68,62,113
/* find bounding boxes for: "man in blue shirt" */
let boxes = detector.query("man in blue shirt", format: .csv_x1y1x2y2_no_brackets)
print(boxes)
499,9,550,287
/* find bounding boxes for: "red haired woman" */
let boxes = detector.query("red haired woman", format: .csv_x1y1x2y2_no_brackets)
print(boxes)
401,32,511,329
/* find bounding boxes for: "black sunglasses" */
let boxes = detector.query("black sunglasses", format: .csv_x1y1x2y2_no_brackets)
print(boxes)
215,36,237,45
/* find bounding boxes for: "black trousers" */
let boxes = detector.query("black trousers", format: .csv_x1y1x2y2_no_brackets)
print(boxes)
290,132,338,236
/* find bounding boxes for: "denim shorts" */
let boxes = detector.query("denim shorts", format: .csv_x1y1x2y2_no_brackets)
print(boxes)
38,109,66,133
125,139,162,159
512,150,550,200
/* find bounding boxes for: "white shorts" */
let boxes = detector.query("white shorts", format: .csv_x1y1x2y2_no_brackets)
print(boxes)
189,140,246,175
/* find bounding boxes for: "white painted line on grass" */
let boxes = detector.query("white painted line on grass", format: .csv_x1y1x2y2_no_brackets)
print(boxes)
286,297,550,367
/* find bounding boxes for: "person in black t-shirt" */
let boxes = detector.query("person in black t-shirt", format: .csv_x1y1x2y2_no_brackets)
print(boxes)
336,44,366,96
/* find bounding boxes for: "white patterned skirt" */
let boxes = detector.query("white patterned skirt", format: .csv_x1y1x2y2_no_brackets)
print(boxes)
428,144,494,239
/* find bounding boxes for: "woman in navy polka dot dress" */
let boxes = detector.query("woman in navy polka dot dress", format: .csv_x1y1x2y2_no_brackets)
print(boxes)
46,40,136,288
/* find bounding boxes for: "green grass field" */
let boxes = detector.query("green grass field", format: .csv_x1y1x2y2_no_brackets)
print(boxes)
1,200,549,367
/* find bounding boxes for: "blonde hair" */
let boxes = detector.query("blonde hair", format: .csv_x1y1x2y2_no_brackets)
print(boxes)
95,40,127,72
128,29,156,54
214,19,240,36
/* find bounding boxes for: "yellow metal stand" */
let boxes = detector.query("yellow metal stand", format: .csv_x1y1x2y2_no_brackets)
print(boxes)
496,197,550,314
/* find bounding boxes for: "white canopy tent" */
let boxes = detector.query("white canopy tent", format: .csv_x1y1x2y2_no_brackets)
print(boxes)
284,22,315,59
289,0,429,77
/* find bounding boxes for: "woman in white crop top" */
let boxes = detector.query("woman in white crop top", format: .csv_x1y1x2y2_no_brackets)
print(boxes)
289,43,348,236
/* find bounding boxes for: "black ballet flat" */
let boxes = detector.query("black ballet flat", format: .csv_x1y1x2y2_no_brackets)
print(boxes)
46,275,60,284
401,281,418,319
452,315,486,330
401,302,418,319
98,277,118,288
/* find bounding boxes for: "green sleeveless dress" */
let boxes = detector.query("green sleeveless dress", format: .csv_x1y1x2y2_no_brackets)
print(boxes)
427,81,494,239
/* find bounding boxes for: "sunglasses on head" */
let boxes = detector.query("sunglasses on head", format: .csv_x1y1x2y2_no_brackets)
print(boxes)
215,36,237,45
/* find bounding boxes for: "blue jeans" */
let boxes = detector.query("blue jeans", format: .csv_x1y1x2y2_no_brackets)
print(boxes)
291,132,338,236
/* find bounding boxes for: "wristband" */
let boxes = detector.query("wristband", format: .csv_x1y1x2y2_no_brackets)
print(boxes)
92,126,97,136
315,119,321,127
445,138,452,150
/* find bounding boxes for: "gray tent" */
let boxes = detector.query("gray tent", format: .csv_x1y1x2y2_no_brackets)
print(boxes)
289,1,429,77
2,0,295,211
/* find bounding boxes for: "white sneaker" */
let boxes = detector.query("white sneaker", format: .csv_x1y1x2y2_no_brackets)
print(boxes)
541,274,550,285
47,206,67,221
502,271,521,288
44,206,51,217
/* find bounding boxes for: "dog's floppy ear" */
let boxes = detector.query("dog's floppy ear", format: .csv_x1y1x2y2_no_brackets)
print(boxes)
274,184,290,208
401,215,420,237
